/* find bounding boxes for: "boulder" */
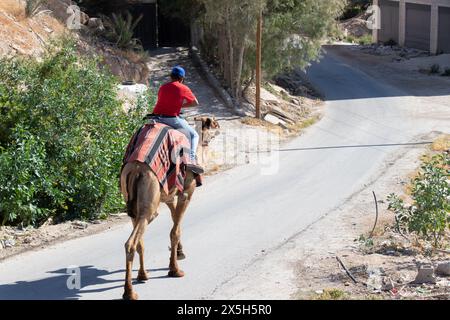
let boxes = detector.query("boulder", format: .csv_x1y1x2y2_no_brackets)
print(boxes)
117,83,148,96
264,113,287,126
413,264,436,284
87,18,105,32
436,261,450,276
72,221,88,230
80,11,89,25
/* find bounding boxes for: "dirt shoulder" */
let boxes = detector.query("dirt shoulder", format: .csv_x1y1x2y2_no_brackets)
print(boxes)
211,132,449,300
0,214,131,261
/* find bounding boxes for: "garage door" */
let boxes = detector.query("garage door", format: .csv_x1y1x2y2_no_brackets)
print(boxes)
438,7,450,53
405,3,431,51
378,0,399,44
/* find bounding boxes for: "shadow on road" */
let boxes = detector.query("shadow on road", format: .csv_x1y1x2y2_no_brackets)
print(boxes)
0,265,169,300
304,45,450,101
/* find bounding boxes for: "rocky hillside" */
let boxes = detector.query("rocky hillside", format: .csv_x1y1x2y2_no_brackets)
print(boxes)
0,0,149,84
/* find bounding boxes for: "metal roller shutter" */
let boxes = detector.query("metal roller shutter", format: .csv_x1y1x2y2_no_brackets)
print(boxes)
378,0,400,44
405,3,431,51
438,7,450,53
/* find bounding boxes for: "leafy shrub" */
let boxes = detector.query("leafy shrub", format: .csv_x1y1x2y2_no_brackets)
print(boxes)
441,68,450,77
430,64,441,74
102,11,143,50
387,152,450,247
357,34,373,45
0,38,149,226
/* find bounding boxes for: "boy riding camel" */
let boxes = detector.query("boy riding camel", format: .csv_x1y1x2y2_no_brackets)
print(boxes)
151,66,203,173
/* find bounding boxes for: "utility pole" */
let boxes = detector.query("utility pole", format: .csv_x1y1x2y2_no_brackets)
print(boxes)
255,10,262,119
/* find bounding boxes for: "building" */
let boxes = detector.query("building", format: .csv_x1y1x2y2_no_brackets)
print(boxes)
373,0,450,54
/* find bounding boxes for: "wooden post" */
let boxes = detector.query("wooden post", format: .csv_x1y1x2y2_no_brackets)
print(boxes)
255,10,262,119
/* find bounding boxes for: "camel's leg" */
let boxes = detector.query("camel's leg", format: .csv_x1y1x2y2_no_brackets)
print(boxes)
136,238,149,281
123,217,147,300
167,201,186,260
168,192,193,278
123,169,161,300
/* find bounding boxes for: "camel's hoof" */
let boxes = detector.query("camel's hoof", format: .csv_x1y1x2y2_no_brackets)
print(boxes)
123,290,139,300
177,251,186,260
137,271,149,281
168,269,185,278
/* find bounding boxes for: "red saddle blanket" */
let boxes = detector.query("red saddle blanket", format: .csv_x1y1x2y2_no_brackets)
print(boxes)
122,122,190,194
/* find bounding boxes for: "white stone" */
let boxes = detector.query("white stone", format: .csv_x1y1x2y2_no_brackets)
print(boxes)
118,84,148,96
264,114,287,126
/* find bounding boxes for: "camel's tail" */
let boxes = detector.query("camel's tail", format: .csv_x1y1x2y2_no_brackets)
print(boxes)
120,164,143,219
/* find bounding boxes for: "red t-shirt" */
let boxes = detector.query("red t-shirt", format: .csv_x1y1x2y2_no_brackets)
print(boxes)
153,81,196,116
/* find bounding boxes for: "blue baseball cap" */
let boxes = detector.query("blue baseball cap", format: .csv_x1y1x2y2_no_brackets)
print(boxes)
171,66,186,78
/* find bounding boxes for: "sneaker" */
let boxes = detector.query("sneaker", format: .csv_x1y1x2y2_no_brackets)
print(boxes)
186,163,204,175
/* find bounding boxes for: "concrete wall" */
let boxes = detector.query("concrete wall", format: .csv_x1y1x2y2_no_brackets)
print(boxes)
374,0,450,54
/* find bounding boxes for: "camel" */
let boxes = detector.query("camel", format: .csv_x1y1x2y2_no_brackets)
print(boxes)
119,117,219,300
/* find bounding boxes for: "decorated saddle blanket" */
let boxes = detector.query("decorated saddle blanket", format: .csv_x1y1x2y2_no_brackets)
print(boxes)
123,122,190,194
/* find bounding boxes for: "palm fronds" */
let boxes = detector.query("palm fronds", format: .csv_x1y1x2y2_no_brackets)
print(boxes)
102,11,143,50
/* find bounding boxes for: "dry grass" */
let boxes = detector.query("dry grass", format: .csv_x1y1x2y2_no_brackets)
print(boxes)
313,288,349,300
0,0,25,19
287,115,321,133
240,117,283,134
117,49,150,64
431,134,450,152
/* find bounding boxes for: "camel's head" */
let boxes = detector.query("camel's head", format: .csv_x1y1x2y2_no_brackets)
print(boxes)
194,117,221,146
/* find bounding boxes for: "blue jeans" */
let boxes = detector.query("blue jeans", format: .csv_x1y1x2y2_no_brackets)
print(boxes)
154,116,199,162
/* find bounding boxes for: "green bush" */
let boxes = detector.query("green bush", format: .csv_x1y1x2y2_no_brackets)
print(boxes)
388,152,450,247
430,64,441,74
0,38,149,226
441,68,450,77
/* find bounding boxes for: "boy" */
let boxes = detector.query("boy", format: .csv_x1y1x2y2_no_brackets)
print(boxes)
152,66,203,173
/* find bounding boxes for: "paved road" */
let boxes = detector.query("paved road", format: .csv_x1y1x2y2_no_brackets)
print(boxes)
0,48,448,300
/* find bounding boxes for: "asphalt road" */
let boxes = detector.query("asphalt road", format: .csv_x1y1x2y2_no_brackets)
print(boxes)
0,48,448,300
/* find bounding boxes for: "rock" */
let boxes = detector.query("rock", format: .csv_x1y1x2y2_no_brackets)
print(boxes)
436,262,450,276
118,83,148,97
80,11,89,25
72,221,88,230
413,264,436,284
366,267,384,291
381,276,395,291
87,18,105,32
2,239,15,248
91,220,102,225
290,98,301,106
264,113,287,126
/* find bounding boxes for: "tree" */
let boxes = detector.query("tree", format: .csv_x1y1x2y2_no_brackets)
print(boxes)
259,0,346,78
200,0,265,100
197,0,346,101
